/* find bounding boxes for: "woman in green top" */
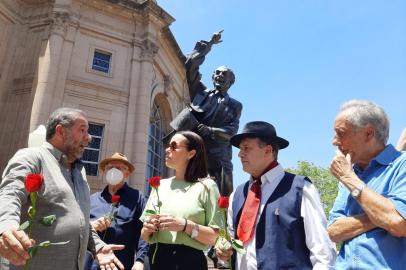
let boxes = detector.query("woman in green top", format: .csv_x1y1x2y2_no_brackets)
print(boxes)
141,131,222,270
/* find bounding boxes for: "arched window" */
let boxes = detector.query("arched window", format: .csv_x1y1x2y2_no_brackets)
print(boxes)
146,103,165,193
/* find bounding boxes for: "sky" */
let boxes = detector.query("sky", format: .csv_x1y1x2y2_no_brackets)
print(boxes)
158,0,406,187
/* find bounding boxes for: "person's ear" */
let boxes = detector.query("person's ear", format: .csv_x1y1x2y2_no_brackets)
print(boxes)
188,149,196,160
55,124,65,138
265,144,273,155
365,125,375,141
124,170,131,178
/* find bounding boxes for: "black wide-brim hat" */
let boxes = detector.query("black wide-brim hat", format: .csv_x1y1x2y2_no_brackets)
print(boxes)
230,121,289,149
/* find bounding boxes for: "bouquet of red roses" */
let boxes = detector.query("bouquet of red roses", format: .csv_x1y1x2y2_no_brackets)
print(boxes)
19,174,70,270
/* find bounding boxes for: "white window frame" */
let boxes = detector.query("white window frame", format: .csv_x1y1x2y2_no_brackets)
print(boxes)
87,45,115,77
82,123,104,176
146,103,165,194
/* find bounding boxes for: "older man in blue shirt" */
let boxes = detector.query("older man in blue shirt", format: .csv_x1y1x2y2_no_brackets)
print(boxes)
84,153,148,270
328,100,406,270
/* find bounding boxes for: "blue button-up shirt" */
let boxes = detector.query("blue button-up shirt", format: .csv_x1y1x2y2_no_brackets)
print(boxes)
84,183,148,270
329,144,406,270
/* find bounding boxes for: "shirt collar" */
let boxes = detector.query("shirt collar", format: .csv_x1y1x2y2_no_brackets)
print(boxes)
374,144,400,165
210,89,229,98
42,141,83,167
354,144,400,173
250,164,285,185
101,182,128,200
43,142,66,162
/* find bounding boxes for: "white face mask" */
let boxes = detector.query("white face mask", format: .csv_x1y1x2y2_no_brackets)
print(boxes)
105,168,124,185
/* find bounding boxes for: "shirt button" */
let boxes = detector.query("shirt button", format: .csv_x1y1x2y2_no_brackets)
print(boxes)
172,250,176,255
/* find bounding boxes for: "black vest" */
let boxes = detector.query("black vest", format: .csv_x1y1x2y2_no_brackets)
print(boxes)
232,172,312,270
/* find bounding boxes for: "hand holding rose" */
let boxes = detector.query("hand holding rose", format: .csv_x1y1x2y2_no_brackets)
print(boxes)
0,229,35,266
91,217,112,232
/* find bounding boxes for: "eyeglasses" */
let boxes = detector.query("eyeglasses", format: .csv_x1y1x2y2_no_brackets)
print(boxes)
105,165,129,171
166,141,187,151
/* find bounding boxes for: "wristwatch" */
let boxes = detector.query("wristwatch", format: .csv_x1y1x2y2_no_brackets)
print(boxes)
191,223,199,239
351,182,366,199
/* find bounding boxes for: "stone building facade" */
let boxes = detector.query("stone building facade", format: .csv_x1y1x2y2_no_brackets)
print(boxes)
0,0,188,192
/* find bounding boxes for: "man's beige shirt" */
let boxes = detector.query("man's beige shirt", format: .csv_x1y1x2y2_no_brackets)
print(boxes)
0,142,104,270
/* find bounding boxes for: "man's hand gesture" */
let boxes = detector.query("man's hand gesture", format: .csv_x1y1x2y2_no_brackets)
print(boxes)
209,30,224,45
96,244,125,270
330,150,355,183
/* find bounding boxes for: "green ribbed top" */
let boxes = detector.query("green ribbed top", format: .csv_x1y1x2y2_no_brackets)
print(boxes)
141,177,223,251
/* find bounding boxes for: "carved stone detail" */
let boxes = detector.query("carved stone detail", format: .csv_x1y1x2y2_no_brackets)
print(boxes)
49,11,70,38
140,39,158,60
163,74,172,95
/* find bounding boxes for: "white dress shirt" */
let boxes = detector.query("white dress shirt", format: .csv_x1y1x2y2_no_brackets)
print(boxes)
228,165,336,270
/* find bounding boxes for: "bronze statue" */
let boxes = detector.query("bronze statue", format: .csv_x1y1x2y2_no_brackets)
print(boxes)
170,31,242,196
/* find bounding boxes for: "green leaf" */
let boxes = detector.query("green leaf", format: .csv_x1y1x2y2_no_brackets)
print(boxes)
39,215,56,226
28,246,38,258
38,241,51,247
48,240,70,246
19,220,31,231
231,239,244,249
231,239,245,254
28,240,70,258
145,209,156,215
28,206,36,219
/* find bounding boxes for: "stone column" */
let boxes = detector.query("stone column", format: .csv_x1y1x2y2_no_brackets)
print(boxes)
29,11,69,131
123,40,142,182
127,39,158,190
51,14,80,113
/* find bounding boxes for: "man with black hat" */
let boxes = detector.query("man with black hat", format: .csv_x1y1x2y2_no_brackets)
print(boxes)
84,153,148,270
216,121,336,270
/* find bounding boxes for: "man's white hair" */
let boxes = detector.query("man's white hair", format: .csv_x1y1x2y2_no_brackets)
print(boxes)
338,100,390,145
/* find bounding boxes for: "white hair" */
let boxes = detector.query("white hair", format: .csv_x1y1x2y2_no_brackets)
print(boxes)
337,100,390,145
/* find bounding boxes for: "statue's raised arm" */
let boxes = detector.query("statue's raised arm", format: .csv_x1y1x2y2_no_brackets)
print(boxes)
185,30,223,100
208,30,223,46
171,30,242,197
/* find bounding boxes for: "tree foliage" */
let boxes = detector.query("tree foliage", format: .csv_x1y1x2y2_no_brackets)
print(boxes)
286,160,338,217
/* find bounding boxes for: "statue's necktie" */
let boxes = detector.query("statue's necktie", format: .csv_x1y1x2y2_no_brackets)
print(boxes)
236,178,262,244
236,160,278,244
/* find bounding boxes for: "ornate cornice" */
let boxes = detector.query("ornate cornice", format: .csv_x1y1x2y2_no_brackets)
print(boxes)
105,0,174,25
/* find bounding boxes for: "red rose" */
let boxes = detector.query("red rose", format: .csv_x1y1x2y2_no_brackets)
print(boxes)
218,196,229,209
24,174,44,193
111,195,120,204
149,176,161,188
